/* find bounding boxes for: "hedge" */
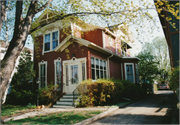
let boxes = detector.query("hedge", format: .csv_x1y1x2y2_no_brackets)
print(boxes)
77,79,145,107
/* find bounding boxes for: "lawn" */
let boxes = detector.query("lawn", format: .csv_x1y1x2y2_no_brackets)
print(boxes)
1,104,29,116
6,110,102,124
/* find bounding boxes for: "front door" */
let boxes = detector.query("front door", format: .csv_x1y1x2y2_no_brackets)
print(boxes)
63,57,86,94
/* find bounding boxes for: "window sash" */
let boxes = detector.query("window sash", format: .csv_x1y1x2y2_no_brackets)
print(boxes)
44,31,59,52
40,64,46,88
125,64,134,83
91,57,107,80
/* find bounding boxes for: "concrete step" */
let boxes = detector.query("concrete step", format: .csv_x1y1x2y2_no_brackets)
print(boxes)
62,95,79,99
53,105,75,108
56,101,72,105
60,98,73,102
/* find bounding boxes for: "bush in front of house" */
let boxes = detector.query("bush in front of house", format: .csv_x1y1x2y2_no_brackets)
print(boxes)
77,79,144,107
38,84,59,106
78,79,115,106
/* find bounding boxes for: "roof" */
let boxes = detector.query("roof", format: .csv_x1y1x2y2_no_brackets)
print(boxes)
54,35,139,61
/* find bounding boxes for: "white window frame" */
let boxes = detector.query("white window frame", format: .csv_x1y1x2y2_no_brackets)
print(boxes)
39,61,47,88
54,57,62,90
91,57,107,81
43,28,59,54
124,63,135,83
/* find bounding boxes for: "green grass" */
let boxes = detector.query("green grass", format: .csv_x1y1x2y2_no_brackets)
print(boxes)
6,110,103,124
1,104,28,116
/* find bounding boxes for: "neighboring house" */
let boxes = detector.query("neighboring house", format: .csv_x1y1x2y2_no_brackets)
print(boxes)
31,9,140,96
0,39,33,103
154,0,179,68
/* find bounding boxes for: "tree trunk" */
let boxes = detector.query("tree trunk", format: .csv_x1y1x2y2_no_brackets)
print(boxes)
0,1,37,123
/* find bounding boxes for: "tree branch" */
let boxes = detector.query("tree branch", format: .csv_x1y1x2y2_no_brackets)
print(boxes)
35,0,53,14
30,7,156,33
0,1,6,32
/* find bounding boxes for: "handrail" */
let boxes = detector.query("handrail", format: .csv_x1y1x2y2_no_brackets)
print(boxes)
53,84,65,104
72,84,81,107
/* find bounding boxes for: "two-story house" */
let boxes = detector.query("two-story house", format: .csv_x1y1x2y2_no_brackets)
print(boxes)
31,9,139,100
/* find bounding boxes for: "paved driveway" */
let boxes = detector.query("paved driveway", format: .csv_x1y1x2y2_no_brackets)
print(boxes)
89,90,174,124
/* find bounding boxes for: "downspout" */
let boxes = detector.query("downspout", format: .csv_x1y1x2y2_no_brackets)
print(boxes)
107,53,113,79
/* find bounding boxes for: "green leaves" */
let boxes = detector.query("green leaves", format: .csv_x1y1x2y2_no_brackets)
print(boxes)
137,52,159,84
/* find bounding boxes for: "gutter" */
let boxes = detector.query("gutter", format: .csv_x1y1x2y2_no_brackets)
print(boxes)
107,53,113,79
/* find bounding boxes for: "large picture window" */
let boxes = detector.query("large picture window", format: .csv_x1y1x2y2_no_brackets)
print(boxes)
39,61,47,88
124,63,135,83
44,30,59,52
91,57,107,80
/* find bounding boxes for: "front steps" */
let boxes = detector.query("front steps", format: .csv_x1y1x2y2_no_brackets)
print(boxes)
53,94,79,108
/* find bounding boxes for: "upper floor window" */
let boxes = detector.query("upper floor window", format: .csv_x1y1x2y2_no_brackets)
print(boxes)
44,30,59,52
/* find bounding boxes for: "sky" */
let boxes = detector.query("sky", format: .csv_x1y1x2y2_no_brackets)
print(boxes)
20,0,166,55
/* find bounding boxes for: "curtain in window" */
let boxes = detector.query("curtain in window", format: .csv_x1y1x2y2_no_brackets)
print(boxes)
71,65,78,84
45,34,50,51
56,62,61,89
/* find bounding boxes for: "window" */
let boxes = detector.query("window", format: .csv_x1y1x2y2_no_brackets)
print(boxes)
54,58,62,90
44,30,59,52
39,61,47,88
71,65,78,84
45,34,50,51
82,63,85,81
91,57,107,80
124,63,135,83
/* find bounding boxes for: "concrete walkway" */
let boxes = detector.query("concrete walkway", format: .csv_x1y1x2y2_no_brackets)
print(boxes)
3,106,119,123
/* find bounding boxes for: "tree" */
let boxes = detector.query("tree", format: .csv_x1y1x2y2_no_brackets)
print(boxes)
142,36,171,84
0,0,179,123
137,52,159,84
6,48,35,105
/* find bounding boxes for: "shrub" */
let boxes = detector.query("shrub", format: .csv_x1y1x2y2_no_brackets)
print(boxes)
38,84,59,106
78,79,115,106
169,66,179,91
78,79,144,107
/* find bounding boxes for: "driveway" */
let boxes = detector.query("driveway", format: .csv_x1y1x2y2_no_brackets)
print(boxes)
89,90,174,124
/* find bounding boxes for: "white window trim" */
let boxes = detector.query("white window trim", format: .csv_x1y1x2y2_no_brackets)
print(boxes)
124,63,135,83
54,57,62,89
102,31,105,48
38,61,47,88
91,56,107,81
43,28,59,55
